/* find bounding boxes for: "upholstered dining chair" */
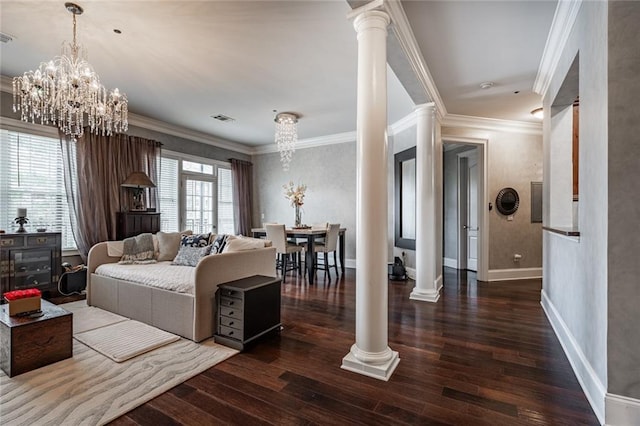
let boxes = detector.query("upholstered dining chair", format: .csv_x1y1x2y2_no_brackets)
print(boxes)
265,223,302,280
305,223,340,279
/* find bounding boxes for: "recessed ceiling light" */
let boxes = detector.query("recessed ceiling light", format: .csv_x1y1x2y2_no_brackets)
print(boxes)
531,108,543,119
479,81,494,90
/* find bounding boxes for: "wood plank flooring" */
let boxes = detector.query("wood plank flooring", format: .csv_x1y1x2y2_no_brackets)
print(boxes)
109,268,599,425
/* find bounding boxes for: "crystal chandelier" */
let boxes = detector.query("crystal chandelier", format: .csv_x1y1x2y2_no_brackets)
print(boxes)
12,2,128,139
274,112,299,172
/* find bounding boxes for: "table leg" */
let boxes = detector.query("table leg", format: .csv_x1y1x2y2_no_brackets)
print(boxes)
339,232,345,274
306,234,315,284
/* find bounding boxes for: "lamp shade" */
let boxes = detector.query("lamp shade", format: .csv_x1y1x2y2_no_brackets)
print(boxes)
121,172,156,188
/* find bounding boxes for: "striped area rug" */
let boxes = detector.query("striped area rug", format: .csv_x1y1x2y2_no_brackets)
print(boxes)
0,303,238,425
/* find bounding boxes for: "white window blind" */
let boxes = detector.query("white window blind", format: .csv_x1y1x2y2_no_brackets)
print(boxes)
158,157,179,232
217,167,235,234
0,129,76,250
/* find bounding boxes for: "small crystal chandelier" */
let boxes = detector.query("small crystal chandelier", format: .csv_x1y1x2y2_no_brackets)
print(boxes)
12,2,128,140
274,112,299,172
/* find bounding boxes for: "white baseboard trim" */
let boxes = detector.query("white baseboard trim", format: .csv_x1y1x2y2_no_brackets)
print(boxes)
344,259,356,269
541,290,606,424
406,267,416,280
435,274,443,291
606,393,640,426
487,267,542,281
443,257,458,269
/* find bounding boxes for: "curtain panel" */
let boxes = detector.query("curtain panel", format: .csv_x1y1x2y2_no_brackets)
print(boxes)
60,131,161,260
230,159,253,236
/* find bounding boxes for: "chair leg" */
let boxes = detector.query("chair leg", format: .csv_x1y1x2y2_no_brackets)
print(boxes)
283,255,288,280
325,252,330,280
333,251,339,276
298,252,302,275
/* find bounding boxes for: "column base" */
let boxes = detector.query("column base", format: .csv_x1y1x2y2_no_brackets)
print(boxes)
341,345,400,381
409,282,441,302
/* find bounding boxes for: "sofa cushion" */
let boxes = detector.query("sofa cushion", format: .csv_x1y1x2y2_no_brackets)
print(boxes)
211,234,236,254
222,236,270,253
156,230,193,261
172,245,212,267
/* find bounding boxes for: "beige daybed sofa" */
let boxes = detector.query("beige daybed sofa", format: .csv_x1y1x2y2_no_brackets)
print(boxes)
87,238,276,342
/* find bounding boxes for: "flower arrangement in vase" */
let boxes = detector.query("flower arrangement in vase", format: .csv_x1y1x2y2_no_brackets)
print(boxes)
283,181,307,228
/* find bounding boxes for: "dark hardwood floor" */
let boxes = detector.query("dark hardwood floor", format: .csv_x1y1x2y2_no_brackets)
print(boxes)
109,268,599,425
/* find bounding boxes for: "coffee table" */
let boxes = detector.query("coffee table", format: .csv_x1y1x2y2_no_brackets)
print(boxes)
0,299,72,377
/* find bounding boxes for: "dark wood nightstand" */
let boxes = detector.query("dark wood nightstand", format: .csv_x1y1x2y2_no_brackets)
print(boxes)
116,212,160,240
214,275,281,351
0,299,72,377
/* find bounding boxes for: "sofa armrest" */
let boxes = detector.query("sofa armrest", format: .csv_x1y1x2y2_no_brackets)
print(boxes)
86,242,121,305
192,246,277,341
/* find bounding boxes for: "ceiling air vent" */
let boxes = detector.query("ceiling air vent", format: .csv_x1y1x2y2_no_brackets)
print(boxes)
0,32,14,44
211,114,235,123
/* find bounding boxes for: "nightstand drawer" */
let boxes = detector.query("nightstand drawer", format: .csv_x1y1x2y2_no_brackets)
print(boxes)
219,296,241,308
219,316,242,329
219,288,243,299
219,305,242,320
219,325,242,340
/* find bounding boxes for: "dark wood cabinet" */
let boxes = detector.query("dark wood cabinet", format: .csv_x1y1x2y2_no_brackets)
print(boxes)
116,212,160,240
214,275,281,351
0,232,62,297
0,300,72,377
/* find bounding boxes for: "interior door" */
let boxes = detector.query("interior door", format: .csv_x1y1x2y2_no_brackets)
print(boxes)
466,153,478,271
181,176,216,234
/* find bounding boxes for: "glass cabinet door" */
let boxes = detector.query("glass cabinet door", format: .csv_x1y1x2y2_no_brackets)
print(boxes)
11,249,53,290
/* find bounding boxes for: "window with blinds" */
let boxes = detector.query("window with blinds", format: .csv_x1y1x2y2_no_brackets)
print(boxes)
158,157,179,232
0,129,76,250
156,155,235,235
217,167,235,234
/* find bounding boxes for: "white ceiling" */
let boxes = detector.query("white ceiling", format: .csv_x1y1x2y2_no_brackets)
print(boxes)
0,1,556,149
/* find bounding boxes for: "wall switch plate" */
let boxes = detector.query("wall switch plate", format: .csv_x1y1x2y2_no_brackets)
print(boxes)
507,215,514,221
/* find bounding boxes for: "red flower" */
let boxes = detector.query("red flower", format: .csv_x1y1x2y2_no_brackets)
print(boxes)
3,288,41,301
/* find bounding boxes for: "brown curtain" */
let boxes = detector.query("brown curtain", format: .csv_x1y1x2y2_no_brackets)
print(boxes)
60,131,161,261
230,159,253,236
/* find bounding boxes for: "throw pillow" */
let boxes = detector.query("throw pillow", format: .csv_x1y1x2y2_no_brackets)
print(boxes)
119,233,157,264
211,234,236,254
156,230,193,261
172,245,211,267
180,233,211,248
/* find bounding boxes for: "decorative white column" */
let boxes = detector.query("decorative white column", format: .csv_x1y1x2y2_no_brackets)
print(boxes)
410,103,440,302
341,9,399,381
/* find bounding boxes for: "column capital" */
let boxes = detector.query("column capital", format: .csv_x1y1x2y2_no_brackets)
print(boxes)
353,10,391,34
414,102,436,115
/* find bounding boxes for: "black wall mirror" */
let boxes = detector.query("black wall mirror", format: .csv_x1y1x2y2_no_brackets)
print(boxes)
496,187,520,215
395,147,416,250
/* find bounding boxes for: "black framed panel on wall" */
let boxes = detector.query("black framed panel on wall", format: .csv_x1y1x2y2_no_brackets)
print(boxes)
394,147,416,250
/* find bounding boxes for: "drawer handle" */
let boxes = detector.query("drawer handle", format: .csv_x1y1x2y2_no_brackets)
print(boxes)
228,321,234,326
228,331,234,336
228,301,234,306
36,237,48,244
228,311,234,316
1,239,14,246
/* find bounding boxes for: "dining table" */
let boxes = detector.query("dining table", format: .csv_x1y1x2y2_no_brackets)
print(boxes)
251,227,346,284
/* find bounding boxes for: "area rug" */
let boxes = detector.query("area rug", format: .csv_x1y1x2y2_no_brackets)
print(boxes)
74,320,180,362
0,303,238,426
63,301,128,334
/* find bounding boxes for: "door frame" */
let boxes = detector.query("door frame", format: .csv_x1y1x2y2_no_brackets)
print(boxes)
457,149,478,271
443,135,489,282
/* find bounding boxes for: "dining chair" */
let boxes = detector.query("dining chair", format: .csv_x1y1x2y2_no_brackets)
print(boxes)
265,224,302,280
306,223,340,279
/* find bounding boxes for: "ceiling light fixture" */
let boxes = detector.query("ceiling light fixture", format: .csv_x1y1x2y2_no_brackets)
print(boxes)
12,2,128,140
274,112,299,172
531,108,544,120
480,81,494,89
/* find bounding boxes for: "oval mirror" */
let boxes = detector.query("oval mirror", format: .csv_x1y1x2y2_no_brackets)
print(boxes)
496,187,520,215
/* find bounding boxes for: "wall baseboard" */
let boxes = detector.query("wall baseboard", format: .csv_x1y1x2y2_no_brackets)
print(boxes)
443,257,458,269
487,267,542,281
344,259,356,269
606,393,640,426
406,267,416,280
541,290,606,424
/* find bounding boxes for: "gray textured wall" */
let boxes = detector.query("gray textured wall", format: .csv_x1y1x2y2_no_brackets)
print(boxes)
252,142,357,261
607,1,640,400
542,0,608,409
442,127,543,270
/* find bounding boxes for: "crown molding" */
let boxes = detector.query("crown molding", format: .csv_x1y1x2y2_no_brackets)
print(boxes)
388,110,416,135
533,0,583,96
382,0,447,122
252,131,356,155
127,113,253,155
442,114,542,135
